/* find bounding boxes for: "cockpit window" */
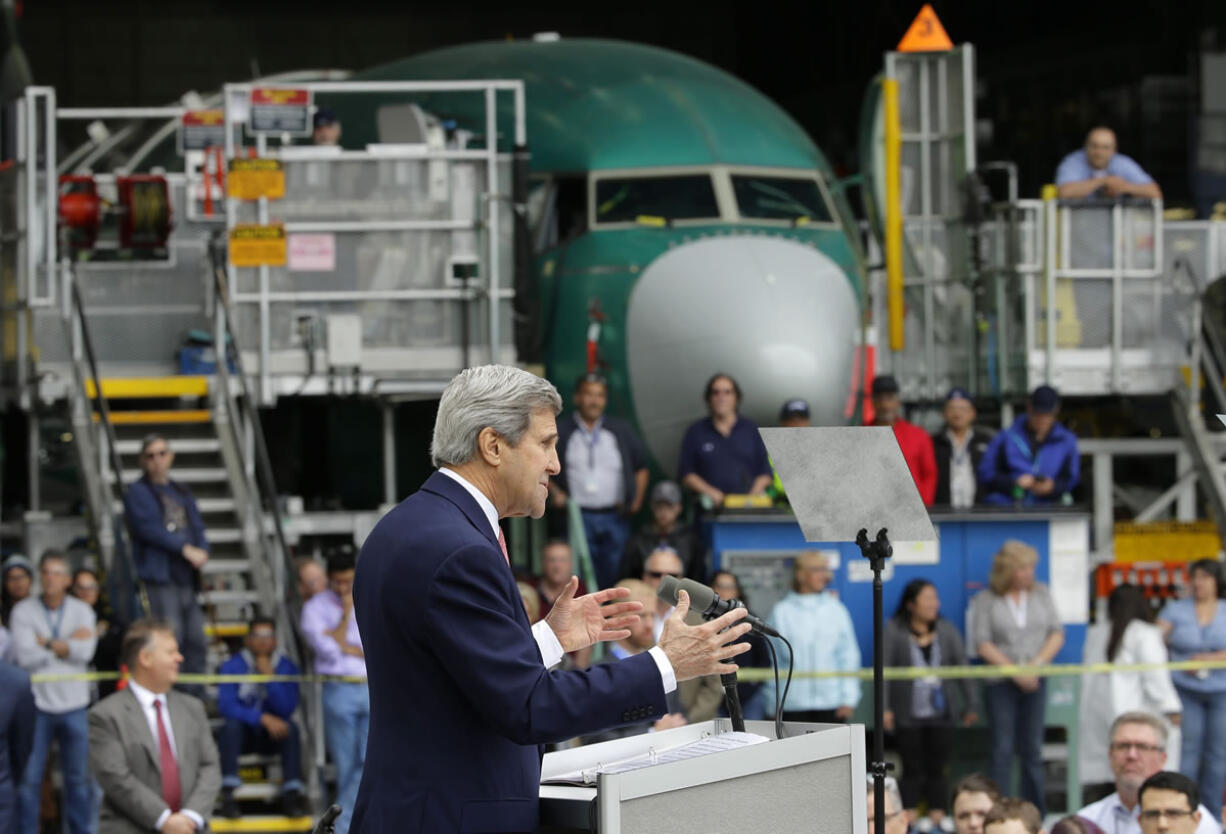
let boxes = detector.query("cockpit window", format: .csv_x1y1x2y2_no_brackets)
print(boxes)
594,175,720,224
732,175,833,223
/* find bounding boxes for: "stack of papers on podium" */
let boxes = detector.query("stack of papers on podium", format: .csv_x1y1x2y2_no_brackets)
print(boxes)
540,732,770,786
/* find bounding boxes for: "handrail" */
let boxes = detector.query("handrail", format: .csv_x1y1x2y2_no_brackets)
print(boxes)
64,262,149,618
204,233,305,661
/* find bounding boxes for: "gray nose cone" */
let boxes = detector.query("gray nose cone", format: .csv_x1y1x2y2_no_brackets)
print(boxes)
626,235,860,477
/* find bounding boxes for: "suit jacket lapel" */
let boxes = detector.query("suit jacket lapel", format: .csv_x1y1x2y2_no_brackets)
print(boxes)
167,693,194,787
122,689,161,771
421,470,501,551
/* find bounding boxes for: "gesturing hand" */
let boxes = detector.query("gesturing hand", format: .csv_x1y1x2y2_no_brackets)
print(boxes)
544,577,644,653
657,590,752,682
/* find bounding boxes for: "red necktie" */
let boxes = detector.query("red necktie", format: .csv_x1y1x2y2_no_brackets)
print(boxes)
153,699,182,812
497,528,509,565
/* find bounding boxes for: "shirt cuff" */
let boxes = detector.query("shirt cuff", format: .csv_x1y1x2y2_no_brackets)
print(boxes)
648,645,677,694
154,810,171,830
182,809,204,829
533,619,565,669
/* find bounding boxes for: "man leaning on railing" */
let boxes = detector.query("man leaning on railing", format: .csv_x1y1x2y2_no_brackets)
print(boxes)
1055,126,1162,201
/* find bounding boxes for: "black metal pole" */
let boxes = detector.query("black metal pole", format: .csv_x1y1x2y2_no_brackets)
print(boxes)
857,527,893,834
721,670,745,732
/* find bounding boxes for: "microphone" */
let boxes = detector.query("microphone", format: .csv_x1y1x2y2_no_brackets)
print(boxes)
657,576,780,637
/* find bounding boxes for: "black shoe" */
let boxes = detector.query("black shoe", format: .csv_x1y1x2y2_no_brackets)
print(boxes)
220,789,241,819
282,789,307,818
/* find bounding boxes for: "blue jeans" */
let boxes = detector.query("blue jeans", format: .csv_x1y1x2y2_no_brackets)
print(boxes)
1178,686,1226,821
984,681,1047,816
19,707,91,834
218,716,304,793
322,683,370,834
146,582,207,697
580,510,630,589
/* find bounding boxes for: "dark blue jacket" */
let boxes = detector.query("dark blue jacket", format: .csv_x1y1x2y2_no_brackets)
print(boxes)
978,415,1081,506
123,476,209,585
553,413,648,512
350,471,668,834
217,651,300,727
0,660,35,834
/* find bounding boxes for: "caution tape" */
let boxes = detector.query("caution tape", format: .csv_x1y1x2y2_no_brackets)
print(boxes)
27,659,1226,685
736,658,1226,683
29,672,369,684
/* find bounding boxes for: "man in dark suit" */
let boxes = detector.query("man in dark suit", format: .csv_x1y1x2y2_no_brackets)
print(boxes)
89,619,221,834
0,658,35,834
351,364,751,834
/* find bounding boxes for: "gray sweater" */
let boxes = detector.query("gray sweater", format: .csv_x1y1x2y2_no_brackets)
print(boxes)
10,595,97,713
882,616,978,725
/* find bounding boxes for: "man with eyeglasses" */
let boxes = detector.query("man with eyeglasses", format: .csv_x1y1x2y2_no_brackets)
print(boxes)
10,551,97,833
123,433,210,692
1138,771,1203,834
216,614,305,819
1078,712,1221,834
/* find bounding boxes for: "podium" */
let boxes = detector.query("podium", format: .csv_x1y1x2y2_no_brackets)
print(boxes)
539,720,867,833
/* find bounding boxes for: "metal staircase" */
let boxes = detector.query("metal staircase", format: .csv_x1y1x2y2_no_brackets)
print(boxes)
1170,256,1226,542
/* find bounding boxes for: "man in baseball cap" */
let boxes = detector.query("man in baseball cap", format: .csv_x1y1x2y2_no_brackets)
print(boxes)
932,388,994,509
618,481,707,583
979,384,1080,506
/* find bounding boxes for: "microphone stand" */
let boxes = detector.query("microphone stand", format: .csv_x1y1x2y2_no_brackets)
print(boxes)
856,527,892,834
720,662,745,732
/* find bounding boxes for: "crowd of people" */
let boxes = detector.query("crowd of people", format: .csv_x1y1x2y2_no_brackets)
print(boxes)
0,355,1207,834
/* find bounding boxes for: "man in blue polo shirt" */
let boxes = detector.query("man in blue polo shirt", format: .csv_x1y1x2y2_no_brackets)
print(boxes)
1056,126,1162,201
678,373,772,509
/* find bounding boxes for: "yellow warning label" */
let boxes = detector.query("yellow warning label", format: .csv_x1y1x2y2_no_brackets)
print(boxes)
228,224,287,268
1114,520,1220,563
227,158,285,201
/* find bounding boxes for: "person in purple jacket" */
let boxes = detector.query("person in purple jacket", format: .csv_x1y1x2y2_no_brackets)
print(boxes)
216,614,304,819
301,550,367,834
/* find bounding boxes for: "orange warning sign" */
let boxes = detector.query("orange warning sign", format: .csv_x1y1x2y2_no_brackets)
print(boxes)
897,4,954,53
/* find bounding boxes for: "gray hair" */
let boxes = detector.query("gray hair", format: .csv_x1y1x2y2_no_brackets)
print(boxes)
1110,710,1169,747
140,433,168,455
866,775,903,815
431,365,562,468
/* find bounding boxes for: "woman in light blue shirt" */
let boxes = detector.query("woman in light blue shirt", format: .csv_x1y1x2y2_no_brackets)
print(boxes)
1159,558,1226,823
762,551,860,722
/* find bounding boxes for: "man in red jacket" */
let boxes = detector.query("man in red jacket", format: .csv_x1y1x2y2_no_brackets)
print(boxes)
871,375,937,505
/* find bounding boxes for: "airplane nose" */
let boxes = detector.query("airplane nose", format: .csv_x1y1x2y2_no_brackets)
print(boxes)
625,235,860,475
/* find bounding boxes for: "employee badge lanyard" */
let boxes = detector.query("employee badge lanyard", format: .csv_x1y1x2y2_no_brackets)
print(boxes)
42,598,67,642
582,419,603,495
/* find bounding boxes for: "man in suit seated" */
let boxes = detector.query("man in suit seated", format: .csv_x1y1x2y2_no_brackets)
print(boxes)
350,364,753,833
216,614,305,819
89,619,221,834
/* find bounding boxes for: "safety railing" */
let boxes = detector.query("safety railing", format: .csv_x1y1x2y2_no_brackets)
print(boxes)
58,259,149,620
206,232,322,793
219,79,526,404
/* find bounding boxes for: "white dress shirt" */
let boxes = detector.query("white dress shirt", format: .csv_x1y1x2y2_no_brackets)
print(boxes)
126,679,205,831
437,467,676,692
1078,791,1221,834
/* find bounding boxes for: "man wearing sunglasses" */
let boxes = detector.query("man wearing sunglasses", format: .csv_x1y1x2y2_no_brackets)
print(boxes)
123,434,210,690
